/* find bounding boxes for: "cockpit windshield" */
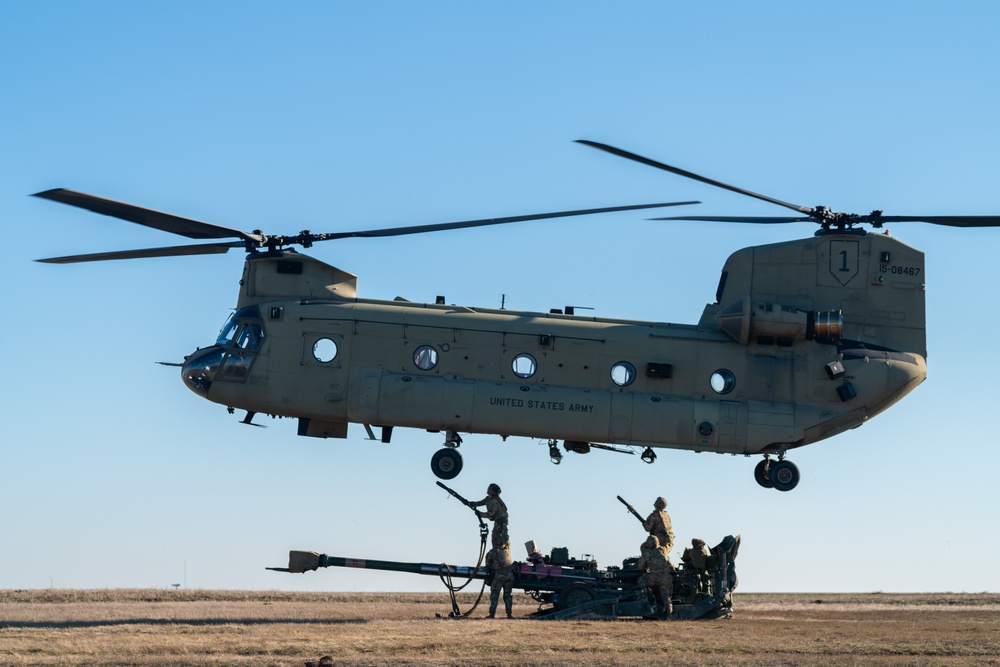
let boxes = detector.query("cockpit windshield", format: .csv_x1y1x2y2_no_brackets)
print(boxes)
217,314,239,345
215,307,265,349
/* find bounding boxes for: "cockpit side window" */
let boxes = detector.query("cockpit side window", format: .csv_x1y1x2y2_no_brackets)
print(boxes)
235,322,264,350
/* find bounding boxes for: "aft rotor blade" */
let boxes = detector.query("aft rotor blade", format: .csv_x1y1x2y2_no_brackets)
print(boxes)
576,140,815,217
36,242,237,264
33,189,262,242
651,215,814,224
878,215,1000,228
313,201,700,240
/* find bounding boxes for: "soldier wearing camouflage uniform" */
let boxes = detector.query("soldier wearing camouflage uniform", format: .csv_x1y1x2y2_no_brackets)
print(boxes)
683,537,712,594
642,496,674,556
485,540,514,619
472,483,508,549
688,538,710,569
637,534,674,618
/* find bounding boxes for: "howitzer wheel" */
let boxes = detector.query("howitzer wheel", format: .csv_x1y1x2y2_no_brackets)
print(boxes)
430,448,463,480
556,582,597,611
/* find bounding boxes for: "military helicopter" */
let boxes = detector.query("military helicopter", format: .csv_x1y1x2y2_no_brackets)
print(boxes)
35,142,1000,491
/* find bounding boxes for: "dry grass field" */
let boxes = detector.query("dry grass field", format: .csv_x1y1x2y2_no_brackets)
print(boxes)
2,589,999,666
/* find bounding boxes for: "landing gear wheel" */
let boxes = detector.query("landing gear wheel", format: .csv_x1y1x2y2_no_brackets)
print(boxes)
768,460,800,492
754,460,774,488
557,582,597,611
431,448,463,480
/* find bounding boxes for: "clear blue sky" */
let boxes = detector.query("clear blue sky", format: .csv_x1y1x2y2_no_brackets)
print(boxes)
2,1,999,593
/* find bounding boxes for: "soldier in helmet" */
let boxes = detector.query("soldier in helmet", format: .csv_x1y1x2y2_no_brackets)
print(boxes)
637,534,674,618
485,539,515,619
682,537,712,593
689,538,710,569
642,496,674,556
472,483,509,549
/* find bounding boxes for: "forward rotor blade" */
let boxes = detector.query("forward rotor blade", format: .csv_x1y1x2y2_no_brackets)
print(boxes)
36,242,237,264
576,140,815,217
651,215,814,224
33,189,262,242
878,215,1000,228
314,201,700,240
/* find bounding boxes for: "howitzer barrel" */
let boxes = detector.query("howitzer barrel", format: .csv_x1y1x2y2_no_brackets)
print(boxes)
271,550,489,579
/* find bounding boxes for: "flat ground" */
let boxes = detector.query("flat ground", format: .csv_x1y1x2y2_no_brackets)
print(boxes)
2,590,999,666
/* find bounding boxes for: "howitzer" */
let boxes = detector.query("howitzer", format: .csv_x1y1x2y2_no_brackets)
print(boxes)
269,535,741,620
617,495,644,524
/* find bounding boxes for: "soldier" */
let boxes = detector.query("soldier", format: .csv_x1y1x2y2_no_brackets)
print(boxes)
637,534,674,618
485,540,514,619
472,483,509,549
682,537,712,594
642,496,674,556
688,538,710,569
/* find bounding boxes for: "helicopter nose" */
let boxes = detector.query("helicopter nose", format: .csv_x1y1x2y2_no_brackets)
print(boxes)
181,346,226,396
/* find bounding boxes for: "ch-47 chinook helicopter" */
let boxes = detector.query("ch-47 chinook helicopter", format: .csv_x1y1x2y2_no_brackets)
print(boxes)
35,141,1000,492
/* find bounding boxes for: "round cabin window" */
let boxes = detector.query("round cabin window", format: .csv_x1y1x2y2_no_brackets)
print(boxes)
710,369,736,394
312,338,338,363
413,345,439,371
512,353,537,379
611,361,637,387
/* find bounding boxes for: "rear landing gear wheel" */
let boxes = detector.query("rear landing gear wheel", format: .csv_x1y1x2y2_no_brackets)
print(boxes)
431,448,463,480
769,460,800,492
754,459,774,489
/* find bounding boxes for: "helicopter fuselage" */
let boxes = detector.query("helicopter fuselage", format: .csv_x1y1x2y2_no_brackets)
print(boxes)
180,229,927,488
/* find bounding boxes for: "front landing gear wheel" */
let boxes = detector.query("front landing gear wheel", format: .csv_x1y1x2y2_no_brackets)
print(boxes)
431,448,463,480
769,460,800,492
754,459,774,488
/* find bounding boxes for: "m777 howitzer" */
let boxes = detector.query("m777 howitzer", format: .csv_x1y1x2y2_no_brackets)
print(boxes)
268,535,741,620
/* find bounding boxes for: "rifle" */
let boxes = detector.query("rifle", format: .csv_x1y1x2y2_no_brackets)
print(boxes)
617,495,645,525
437,481,487,531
